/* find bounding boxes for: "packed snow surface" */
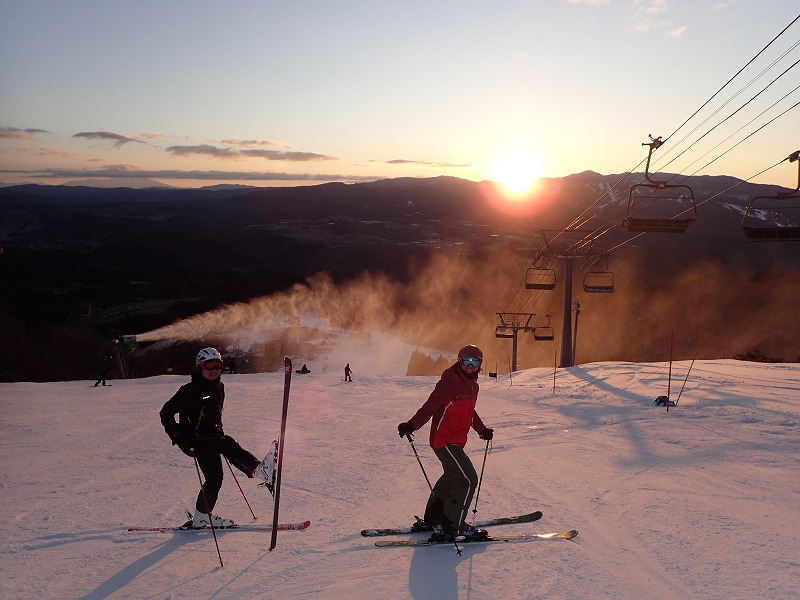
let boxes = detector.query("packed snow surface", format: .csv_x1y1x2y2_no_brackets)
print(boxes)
3,359,799,599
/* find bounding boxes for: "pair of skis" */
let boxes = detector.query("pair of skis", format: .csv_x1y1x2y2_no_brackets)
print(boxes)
127,520,311,533
361,510,543,537
375,529,578,548
362,511,578,548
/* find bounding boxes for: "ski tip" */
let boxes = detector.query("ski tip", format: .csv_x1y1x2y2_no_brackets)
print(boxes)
277,520,312,530
562,529,579,539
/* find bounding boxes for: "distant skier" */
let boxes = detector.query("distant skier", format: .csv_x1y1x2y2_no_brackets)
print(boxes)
397,344,494,542
159,347,274,528
94,358,112,387
344,363,353,382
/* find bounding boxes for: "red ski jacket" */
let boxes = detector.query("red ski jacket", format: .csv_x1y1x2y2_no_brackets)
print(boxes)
408,362,487,449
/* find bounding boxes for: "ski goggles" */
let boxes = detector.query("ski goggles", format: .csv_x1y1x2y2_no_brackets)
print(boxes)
460,356,482,368
201,360,224,370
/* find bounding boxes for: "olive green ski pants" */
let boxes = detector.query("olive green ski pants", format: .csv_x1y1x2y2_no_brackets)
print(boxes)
423,444,478,529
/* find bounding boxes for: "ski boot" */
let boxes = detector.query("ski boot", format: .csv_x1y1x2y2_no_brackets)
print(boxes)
458,522,489,541
410,516,430,533
428,523,457,543
192,509,234,528
253,440,278,494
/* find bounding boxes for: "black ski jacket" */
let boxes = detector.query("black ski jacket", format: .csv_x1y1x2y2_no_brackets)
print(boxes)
160,372,225,444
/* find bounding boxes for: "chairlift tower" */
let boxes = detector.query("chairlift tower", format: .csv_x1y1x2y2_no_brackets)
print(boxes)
494,312,534,372
527,230,611,368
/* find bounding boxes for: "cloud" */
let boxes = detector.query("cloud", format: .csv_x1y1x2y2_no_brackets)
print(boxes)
241,148,337,162
568,0,610,4
166,144,240,158
386,158,474,168
167,144,337,162
627,0,671,33
220,139,293,149
138,132,188,141
73,131,144,146
667,25,688,37
0,127,50,139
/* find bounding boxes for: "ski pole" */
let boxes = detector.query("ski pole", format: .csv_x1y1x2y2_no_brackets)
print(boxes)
405,434,433,491
471,439,491,521
225,458,257,520
192,450,224,568
675,333,704,405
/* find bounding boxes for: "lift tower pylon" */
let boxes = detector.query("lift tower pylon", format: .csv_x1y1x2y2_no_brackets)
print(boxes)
529,230,610,368
495,312,534,372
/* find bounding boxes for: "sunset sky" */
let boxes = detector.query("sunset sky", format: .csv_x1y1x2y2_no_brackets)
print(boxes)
1,1,798,189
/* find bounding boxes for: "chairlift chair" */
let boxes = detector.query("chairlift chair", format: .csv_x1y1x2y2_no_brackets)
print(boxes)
583,271,615,293
533,314,555,341
525,267,556,290
495,325,514,339
623,136,697,233
623,183,697,233
741,151,800,241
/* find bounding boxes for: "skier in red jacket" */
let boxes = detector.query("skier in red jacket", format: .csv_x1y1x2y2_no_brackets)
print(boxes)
398,344,494,542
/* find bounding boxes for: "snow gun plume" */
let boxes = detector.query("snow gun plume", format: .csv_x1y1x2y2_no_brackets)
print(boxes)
134,248,524,355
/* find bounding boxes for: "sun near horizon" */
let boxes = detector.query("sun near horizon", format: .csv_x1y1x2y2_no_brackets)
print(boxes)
490,150,545,197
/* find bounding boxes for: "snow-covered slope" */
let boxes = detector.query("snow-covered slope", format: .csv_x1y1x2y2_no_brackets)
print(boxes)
2,360,799,599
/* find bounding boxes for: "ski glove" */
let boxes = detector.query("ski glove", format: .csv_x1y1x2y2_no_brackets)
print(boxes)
169,427,194,456
479,428,494,441
397,422,414,438
176,441,194,457
169,427,189,446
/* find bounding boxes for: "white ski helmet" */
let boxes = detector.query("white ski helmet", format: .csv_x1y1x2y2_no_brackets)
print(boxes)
196,347,222,367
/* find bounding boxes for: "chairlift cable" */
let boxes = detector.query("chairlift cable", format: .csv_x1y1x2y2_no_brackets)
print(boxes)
685,100,800,185
661,13,800,147
654,58,800,176
692,156,791,211
674,84,800,177
654,40,800,171
561,168,643,233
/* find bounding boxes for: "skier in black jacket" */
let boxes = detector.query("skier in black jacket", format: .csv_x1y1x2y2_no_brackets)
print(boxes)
160,347,273,528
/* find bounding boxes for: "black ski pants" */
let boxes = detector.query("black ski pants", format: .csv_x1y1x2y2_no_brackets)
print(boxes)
190,435,260,513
